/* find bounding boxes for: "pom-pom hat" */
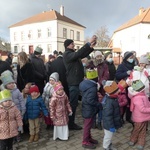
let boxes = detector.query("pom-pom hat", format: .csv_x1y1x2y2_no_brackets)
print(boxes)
0,89,12,103
29,85,39,94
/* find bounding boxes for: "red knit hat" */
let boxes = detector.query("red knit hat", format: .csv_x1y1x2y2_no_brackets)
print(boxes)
29,85,39,94
54,82,63,92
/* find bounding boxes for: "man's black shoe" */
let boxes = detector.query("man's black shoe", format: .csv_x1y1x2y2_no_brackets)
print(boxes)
69,124,82,130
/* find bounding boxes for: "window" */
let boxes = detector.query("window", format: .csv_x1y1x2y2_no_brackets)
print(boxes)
70,30,74,39
14,46,18,53
148,34,150,39
77,31,80,41
47,28,51,37
38,29,41,38
28,30,32,39
63,28,67,38
21,31,25,41
14,32,17,41
47,44,52,53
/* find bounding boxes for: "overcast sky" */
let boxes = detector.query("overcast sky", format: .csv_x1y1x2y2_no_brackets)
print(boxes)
1,0,150,41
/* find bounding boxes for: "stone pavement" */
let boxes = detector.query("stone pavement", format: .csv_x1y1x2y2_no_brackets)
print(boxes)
14,101,150,150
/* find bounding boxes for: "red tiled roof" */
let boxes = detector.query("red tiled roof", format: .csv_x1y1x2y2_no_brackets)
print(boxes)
9,10,85,28
115,7,150,32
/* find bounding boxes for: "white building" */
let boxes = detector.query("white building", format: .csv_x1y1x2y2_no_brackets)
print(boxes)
109,7,150,57
9,6,85,60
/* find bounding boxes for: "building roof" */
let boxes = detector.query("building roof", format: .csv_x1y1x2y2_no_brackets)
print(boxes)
115,7,150,32
9,10,85,28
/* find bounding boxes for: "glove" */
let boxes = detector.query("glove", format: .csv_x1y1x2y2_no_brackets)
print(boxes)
18,126,23,132
127,70,131,75
69,112,73,116
109,127,116,133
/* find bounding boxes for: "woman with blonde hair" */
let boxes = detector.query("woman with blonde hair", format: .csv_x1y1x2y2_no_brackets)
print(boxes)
17,52,35,91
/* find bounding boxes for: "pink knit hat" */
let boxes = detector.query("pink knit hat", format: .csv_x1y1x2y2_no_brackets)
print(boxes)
54,82,63,92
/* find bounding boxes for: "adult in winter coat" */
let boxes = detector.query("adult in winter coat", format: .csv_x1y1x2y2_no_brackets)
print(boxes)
104,52,116,80
30,47,47,94
5,52,13,66
63,35,97,130
17,52,35,91
115,51,135,125
51,52,69,97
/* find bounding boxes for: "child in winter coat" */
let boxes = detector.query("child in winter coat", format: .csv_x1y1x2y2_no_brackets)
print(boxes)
79,78,102,149
0,70,26,142
42,72,59,129
128,80,150,150
0,89,23,150
26,85,48,143
118,90,128,124
102,81,122,150
49,82,72,141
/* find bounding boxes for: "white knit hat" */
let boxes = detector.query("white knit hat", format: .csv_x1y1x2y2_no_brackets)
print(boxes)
139,55,149,64
94,51,103,58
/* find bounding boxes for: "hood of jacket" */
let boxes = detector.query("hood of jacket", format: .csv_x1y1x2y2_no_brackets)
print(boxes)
79,79,97,92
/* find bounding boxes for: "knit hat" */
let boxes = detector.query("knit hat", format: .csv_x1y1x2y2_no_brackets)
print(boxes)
29,85,39,94
53,82,63,92
123,51,133,60
86,68,98,80
103,81,119,95
49,72,59,82
49,54,55,60
0,89,12,103
0,71,15,86
64,39,74,48
132,80,145,92
12,57,18,63
139,55,149,64
34,46,43,54
104,52,112,59
94,51,103,58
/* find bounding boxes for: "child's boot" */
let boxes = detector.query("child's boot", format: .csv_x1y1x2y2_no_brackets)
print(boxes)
29,135,35,143
34,134,39,142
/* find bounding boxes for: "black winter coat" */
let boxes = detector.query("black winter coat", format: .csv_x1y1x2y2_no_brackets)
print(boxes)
51,55,69,96
63,43,94,86
30,54,47,82
79,79,101,118
102,95,122,130
17,62,35,91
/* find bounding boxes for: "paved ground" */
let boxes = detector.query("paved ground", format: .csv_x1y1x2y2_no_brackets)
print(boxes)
14,101,150,150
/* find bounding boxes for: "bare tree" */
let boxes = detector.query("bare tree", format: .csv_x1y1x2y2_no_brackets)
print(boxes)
95,26,110,47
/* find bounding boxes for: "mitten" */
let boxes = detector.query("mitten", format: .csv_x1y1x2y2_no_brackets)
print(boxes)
109,127,116,133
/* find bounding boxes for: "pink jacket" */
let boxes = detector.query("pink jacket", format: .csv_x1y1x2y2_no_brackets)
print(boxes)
130,92,150,122
49,92,72,126
118,92,128,115
0,102,23,139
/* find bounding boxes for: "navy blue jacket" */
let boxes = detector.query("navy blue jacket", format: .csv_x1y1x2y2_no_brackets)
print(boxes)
79,79,101,118
26,95,48,119
102,95,122,130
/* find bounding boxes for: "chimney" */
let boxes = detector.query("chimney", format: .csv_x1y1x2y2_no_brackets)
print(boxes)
60,5,64,16
139,7,144,16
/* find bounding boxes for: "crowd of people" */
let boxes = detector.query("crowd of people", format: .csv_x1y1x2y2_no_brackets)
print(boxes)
0,35,150,150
